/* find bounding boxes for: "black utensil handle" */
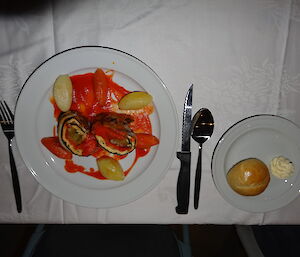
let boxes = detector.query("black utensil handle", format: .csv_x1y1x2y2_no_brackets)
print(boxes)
194,145,202,209
175,151,191,214
8,141,22,213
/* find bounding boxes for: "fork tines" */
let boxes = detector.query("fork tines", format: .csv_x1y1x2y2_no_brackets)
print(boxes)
0,101,14,125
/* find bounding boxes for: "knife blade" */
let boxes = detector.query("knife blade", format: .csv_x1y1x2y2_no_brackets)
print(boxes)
175,84,193,214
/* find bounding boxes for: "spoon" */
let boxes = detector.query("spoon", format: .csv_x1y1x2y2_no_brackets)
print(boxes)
191,108,214,209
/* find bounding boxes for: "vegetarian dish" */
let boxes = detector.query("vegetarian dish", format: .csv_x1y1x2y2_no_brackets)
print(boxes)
41,68,159,181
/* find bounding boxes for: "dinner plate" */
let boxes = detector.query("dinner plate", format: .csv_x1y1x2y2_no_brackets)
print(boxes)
15,46,178,208
211,115,300,212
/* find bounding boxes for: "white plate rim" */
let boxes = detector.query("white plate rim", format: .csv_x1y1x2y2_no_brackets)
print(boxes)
211,114,300,212
15,46,179,208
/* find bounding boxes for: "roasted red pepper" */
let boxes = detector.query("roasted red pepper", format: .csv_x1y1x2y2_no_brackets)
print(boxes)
93,68,109,107
135,133,159,149
41,136,72,159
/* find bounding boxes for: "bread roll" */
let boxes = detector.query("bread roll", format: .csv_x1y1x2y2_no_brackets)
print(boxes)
226,158,270,196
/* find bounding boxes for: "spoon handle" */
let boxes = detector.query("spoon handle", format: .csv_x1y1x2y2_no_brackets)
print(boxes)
194,145,202,209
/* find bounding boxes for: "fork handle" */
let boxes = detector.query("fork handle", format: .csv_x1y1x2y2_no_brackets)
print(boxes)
8,140,22,213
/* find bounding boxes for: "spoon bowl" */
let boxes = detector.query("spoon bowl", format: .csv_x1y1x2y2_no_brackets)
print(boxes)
191,108,214,209
191,108,214,144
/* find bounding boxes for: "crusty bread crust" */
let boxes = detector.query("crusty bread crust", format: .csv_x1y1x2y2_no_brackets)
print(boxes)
226,158,270,196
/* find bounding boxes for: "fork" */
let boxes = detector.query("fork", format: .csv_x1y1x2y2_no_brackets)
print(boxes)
0,101,22,213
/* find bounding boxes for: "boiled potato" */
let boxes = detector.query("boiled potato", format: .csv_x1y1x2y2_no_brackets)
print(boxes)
53,75,73,112
118,91,152,110
97,156,125,181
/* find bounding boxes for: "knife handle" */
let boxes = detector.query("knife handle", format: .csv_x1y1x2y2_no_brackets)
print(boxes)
175,151,191,214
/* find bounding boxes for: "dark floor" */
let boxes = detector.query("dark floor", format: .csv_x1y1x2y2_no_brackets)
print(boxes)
1,224,36,257
0,224,247,257
172,225,248,257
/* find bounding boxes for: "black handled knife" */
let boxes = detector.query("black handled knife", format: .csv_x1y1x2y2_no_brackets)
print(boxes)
176,84,193,214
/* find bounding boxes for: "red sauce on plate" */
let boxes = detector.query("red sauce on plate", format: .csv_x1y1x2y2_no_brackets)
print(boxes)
65,159,107,180
50,70,154,180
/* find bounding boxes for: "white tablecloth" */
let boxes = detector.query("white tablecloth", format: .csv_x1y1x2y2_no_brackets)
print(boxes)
1,0,300,224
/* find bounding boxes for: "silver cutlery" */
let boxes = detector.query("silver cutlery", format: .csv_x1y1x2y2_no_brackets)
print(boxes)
0,101,22,213
176,85,193,214
191,108,214,209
